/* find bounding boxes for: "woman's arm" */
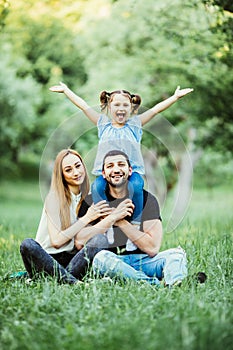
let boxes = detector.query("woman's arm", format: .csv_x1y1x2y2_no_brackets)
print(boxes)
74,199,134,247
46,193,111,249
139,86,193,126
49,82,101,125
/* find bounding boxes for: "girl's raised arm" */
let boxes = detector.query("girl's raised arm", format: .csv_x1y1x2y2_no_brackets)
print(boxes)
49,82,101,125
139,86,193,126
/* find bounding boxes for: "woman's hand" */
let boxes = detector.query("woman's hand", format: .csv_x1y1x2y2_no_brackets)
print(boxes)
74,241,84,251
49,81,67,93
174,86,194,98
85,201,113,222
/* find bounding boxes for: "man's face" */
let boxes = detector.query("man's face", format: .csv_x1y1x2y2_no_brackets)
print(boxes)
102,155,132,187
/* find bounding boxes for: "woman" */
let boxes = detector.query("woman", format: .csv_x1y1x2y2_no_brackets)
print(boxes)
20,149,111,284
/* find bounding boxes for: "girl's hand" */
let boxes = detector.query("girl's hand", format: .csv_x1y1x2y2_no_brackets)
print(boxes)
174,86,194,98
85,201,113,222
49,82,67,93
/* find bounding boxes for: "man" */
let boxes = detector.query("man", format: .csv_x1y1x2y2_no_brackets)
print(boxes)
77,150,187,286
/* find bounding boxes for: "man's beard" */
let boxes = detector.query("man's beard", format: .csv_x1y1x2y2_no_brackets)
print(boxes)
108,175,128,188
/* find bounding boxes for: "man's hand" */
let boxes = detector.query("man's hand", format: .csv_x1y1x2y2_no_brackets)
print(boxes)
85,201,113,222
110,199,134,223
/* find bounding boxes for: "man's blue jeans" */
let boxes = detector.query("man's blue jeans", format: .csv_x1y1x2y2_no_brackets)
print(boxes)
93,247,188,286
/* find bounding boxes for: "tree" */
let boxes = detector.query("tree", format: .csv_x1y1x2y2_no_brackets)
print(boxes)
0,0,89,175
197,0,233,152
202,0,233,12
1,0,232,185
0,0,9,30
78,0,232,154
0,46,42,172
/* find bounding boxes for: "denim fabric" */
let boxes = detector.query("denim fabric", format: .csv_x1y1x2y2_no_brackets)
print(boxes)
20,234,108,284
127,172,144,224
93,247,187,286
91,172,144,224
91,175,107,204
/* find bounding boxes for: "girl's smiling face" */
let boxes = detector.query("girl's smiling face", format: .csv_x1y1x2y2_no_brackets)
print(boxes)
108,94,132,127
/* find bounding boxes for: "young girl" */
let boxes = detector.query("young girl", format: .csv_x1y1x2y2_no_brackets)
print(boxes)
20,149,112,284
49,83,193,226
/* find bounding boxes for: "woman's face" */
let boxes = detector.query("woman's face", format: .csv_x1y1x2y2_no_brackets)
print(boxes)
62,153,86,191
109,94,132,126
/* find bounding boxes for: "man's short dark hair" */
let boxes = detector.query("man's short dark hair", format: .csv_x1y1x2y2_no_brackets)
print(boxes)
102,150,131,170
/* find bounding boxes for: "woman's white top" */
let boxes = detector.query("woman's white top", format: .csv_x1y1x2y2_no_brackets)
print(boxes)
35,192,81,254
92,114,145,175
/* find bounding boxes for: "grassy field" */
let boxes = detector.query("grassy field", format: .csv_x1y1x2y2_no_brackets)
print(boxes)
0,180,232,350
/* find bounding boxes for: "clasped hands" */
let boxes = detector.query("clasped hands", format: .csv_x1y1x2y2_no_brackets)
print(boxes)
86,199,134,224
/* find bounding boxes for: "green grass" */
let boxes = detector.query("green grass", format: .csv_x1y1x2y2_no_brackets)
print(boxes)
0,180,232,350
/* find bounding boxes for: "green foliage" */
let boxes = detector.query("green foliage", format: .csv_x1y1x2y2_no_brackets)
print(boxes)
202,0,233,12
198,0,233,150
0,44,42,172
0,181,232,350
0,0,232,179
14,19,87,87
194,150,233,188
0,1,89,176
79,0,233,153
0,0,10,30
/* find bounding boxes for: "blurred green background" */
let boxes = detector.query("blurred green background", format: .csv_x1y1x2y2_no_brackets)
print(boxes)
0,0,232,192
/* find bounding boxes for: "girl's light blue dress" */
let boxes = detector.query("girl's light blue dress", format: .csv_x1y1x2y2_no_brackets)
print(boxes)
92,114,145,175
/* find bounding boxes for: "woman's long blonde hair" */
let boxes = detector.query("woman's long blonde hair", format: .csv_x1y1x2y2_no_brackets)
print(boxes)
50,149,89,230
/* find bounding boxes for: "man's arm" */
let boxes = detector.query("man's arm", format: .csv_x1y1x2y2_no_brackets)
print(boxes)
116,218,163,257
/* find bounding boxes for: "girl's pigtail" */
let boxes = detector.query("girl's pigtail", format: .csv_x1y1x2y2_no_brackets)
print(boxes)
100,91,110,111
131,94,141,114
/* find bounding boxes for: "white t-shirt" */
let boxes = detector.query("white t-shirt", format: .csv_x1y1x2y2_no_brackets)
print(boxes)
35,192,81,254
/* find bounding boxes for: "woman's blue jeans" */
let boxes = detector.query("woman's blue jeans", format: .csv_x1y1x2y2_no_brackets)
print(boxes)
20,234,108,284
92,247,188,286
